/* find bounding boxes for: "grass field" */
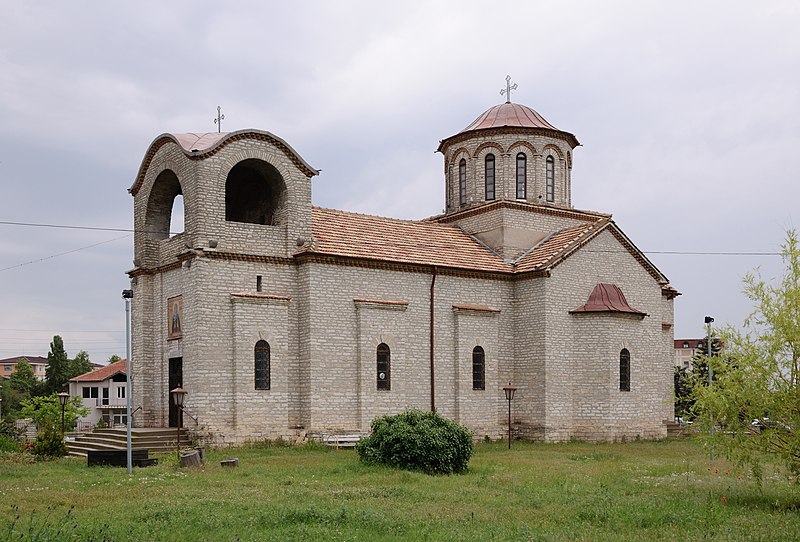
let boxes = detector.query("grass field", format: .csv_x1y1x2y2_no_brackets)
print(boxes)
2,438,800,541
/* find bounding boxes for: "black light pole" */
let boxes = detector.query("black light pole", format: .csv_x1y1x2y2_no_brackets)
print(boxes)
57,392,69,436
503,382,517,449
171,387,187,451
705,315,715,461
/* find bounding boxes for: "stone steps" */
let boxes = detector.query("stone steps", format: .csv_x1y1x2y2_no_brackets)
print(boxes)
67,428,190,457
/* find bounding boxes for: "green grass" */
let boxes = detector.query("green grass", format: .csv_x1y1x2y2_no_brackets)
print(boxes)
2,438,800,541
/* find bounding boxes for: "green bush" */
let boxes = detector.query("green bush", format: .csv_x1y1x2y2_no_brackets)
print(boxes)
0,434,19,452
356,410,474,474
31,422,67,458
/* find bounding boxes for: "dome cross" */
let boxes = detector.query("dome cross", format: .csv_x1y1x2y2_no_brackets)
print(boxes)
500,75,518,103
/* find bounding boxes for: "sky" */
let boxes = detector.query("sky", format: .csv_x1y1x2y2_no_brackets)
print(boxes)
1,1,799,364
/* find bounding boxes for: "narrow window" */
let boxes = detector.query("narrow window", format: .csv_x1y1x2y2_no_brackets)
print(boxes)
485,154,495,201
472,346,485,390
619,349,631,392
117,387,125,399
255,340,270,390
256,275,262,292
459,158,467,206
82,387,90,399
377,343,391,390
516,153,527,199
546,156,555,202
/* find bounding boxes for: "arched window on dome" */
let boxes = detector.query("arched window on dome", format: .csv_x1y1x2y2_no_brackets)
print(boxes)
546,156,555,202
619,348,631,392
472,346,485,390
485,154,495,201
516,153,527,199
459,158,467,206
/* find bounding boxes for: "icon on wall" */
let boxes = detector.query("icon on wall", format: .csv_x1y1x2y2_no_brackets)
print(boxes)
167,296,183,340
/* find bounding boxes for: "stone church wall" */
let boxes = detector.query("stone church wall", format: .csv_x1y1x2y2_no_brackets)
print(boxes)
540,229,672,441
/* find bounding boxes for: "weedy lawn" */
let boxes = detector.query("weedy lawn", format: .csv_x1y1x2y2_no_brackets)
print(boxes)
1,438,799,541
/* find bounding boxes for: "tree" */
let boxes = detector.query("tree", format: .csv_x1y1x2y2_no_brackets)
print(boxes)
693,229,800,480
1,358,41,417
44,335,71,394
107,354,122,363
675,333,726,420
20,394,88,431
70,350,93,378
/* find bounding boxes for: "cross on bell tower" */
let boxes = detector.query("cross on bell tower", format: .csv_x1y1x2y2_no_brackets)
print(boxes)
213,106,225,133
500,75,517,104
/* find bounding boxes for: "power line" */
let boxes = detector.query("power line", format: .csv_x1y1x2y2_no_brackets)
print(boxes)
0,234,130,272
0,329,124,333
0,219,784,257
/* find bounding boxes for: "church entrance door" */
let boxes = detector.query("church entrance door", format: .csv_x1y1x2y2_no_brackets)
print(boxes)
168,357,183,428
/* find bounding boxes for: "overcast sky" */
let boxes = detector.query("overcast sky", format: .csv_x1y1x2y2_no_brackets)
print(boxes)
1,1,798,363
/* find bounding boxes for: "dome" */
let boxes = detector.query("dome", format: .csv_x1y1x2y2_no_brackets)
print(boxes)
437,102,579,151
461,102,559,132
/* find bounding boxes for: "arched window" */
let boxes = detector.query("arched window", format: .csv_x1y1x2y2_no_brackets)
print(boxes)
255,340,270,390
226,159,286,225
484,154,495,201
459,158,467,206
516,153,527,199
472,346,485,390
619,349,630,392
546,156,555,202
377,343,391,391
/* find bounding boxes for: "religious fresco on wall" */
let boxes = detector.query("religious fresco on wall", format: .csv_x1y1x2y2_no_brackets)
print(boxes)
167,296,183,340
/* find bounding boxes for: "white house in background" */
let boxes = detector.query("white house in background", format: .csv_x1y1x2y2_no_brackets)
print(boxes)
69,360,129,430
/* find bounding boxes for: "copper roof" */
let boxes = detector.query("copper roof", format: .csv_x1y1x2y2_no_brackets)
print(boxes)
70,360,127,382
570,284,646,316
437,102,580,151
461,102,559,132
129,130,318,196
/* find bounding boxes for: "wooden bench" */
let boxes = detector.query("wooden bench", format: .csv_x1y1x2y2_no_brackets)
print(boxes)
87,449,157,467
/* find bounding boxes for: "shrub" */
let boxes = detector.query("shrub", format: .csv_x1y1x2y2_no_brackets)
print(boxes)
31,422,67,458
0,434,18,452
356,410,474,474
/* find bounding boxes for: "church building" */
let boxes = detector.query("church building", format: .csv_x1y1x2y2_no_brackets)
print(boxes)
128,88,678,445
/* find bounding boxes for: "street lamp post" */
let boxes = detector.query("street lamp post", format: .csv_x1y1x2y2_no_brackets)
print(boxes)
123,289,133,474
705,315,715,461
503,382,517,449
171,387,187,451
57,392,69,436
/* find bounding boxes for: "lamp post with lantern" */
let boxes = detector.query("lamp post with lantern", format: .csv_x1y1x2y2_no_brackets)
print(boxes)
502,382,517,449
170,387,187,451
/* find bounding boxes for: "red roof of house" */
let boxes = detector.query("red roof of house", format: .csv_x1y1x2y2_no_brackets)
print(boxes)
0,356,48,365
70,360,127,382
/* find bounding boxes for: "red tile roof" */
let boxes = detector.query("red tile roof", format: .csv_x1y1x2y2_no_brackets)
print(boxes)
307,205,669,288
70,360,127,382
310,207,513,273
514,220,610,273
